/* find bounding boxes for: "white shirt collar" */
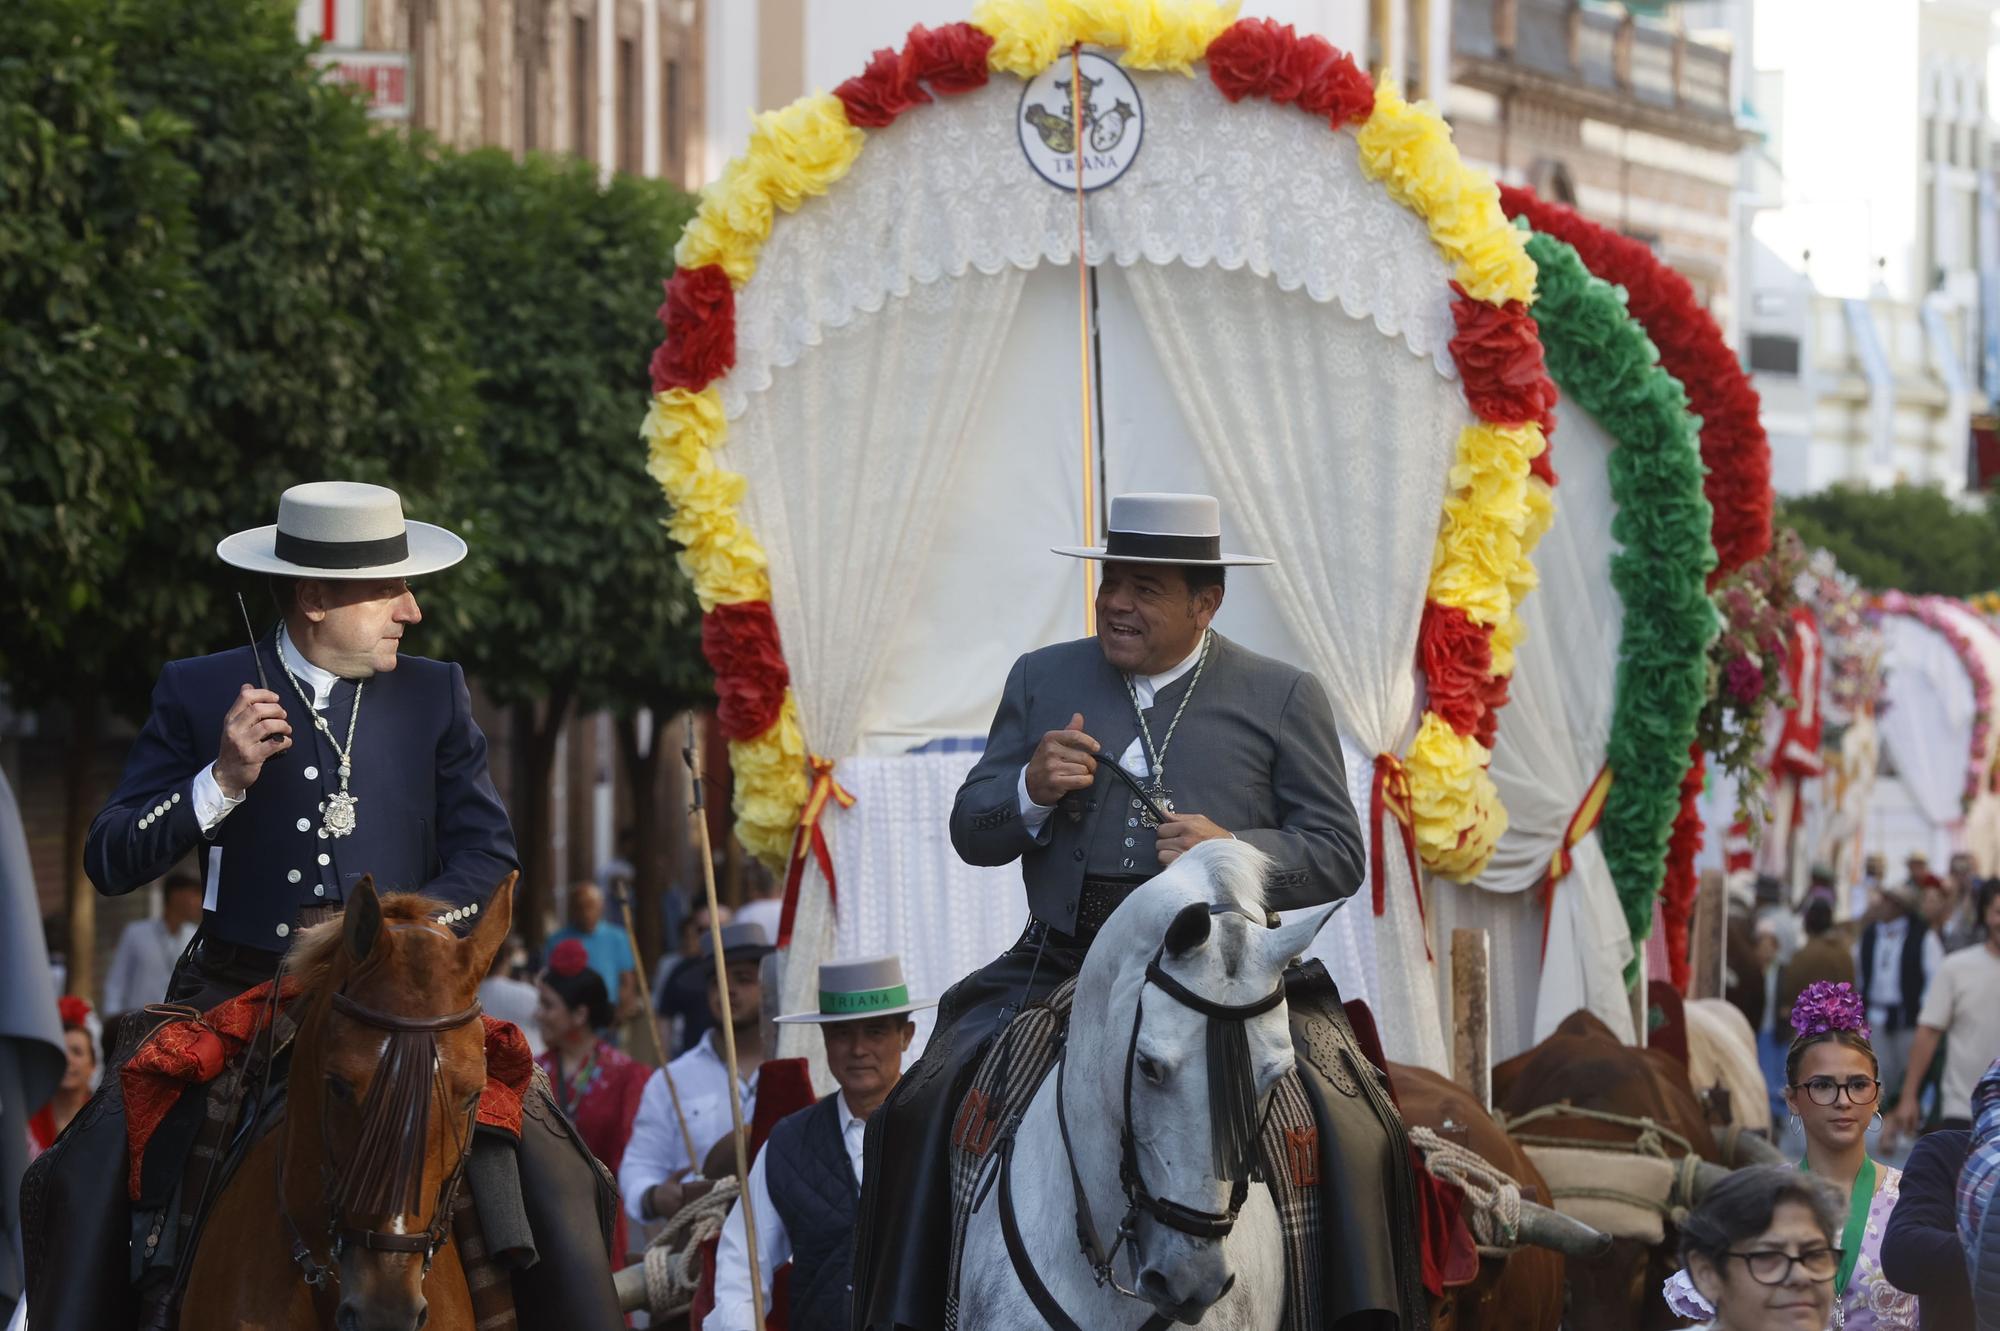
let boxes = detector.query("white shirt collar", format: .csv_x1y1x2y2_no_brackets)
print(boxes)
277,624,340,710
1130,631,1209,707
698,1026,760,1094
836,1091,861,1136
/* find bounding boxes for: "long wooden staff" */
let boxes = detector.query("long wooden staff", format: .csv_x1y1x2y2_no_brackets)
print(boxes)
685,713,765,1329
610,876,698,1172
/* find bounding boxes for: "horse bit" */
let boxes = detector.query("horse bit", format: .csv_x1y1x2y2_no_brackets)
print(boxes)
280,989,484,1290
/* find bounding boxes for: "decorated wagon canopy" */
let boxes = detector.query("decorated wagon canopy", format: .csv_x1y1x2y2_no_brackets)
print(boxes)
643,0,1563,1071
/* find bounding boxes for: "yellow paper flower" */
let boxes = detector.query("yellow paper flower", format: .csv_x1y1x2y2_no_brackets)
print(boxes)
1405,714,1506,879
730,693,811,867
1356,84,1535,307
642,389,773,610
674,94,863,283
972,0,1240,76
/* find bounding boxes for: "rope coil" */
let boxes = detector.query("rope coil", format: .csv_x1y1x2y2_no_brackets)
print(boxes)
637,1178,743,1319
1408,1125,1522,1248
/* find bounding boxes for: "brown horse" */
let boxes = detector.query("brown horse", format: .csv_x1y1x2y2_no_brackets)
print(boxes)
182,874,513,1331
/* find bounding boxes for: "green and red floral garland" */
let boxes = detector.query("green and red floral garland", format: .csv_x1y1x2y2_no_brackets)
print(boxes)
1520,228,1716,965
644,2,1559,919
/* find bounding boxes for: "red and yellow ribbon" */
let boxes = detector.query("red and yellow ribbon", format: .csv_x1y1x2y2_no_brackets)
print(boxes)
1540,765,1611,958
777,755,857,947
1372,753,1431,960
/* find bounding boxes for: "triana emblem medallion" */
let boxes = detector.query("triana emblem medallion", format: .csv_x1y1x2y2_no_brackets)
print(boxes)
1017,50,1144,193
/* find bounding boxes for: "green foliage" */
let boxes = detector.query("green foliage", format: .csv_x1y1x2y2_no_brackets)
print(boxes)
2,0,477,716
0,0,198,684
421,149,707,719
1777,486,2000,596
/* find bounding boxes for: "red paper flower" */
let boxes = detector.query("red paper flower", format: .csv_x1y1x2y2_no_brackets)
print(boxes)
1474,671,1511,752
1659,746,1706,990
650,265,736,394
903,22,993,95
1418,602,1494,738
1207,20,1374,126
548,938,590,979
1448,286,1558,436
1286,33,1375,126
835,44,932,129
1501,185,1773,584
1206,18,1295,103
703,601,790,742
58,995,93,1029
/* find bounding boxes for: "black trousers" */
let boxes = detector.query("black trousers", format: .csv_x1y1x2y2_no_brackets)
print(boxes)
21,933,627,1330
851,927,1423,1331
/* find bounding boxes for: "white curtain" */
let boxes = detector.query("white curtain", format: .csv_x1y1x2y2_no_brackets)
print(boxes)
1877,613,1976,829
1122,262,1473,1072
726,271,1027,1067
1444,407,1635,1057
828,751,1032,1065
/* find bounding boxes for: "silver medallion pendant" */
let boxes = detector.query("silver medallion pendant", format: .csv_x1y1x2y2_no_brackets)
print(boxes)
1137,782,1175,829
322,792,359,838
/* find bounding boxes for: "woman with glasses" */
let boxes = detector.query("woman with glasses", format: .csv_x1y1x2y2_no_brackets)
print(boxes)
1780,981,1918,1328
1666,1165,1844,1329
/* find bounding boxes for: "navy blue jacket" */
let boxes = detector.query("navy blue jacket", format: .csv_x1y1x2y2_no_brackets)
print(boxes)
764,1093,858,1331
85,633,516,951
1879,1129,1973,1331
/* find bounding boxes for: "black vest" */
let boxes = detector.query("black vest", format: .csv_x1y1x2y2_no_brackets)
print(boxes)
1858,916,1929,1030
764,1094,859,1331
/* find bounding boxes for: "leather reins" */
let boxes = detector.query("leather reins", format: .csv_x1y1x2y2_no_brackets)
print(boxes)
279,989,484,1291
996,907,1284,1322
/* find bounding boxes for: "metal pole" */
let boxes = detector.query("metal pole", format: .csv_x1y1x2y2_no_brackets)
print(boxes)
685,713,765,1329
1070,42,1097,637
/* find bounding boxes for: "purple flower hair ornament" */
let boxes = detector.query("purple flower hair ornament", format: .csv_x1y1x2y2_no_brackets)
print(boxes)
1789,980,1870,1041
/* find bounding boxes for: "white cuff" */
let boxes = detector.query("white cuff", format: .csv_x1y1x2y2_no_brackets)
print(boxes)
192,763,244,836
1017,765,1055,837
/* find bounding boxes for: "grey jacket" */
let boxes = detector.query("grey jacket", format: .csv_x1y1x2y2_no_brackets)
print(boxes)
950,633,1364,931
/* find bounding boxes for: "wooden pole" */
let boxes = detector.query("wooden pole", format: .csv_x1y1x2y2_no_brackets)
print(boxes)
685,714,764,1330
1690,869,1726,1001
1069,42,1097,636
611,878,698,1170
1449,928,1491,1111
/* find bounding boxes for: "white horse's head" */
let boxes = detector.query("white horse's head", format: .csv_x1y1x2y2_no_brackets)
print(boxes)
1065,840,1338,1324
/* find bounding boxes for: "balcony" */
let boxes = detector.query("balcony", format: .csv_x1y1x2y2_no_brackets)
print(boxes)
1453,0,1741,144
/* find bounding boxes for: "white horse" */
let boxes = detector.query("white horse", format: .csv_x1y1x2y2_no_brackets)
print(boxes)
958,840,1322,1330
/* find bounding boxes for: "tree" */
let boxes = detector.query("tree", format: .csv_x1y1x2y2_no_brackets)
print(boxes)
1777,486,2000,595
423,149,706,949
2,0,476,996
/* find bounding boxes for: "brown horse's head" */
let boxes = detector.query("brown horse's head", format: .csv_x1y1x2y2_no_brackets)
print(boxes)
282,873,514,1331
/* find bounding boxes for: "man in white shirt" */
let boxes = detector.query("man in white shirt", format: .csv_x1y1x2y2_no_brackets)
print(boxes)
102,871,203,1017
708,957,930,1331
1892,881,2000,1136
1854,882,1946,1118
620,921,771,1224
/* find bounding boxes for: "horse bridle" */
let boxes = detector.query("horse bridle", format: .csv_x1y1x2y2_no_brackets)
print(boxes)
280,988,484,1290
1052,920,1286,1299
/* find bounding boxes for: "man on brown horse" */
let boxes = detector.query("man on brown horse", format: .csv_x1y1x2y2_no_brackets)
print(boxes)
21,482,624,1329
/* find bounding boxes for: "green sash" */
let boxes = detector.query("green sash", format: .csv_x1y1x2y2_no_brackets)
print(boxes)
1800,1154,1876,1297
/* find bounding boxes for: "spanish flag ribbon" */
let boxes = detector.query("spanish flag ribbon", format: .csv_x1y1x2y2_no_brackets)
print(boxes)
777,755,856,948
1372,753,1431,960
1540,765,1612,959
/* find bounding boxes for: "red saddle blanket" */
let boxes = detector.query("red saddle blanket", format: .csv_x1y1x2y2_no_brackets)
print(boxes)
121,977,535,1202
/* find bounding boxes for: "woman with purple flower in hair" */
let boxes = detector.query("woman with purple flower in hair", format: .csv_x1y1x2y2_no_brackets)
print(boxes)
1783,981,1917,1329
1666,980,1918,1328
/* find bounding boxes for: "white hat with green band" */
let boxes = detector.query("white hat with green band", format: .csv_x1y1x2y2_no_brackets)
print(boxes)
773,956,936,1025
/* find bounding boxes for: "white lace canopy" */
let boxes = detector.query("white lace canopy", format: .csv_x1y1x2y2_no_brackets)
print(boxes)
723,68,1461,420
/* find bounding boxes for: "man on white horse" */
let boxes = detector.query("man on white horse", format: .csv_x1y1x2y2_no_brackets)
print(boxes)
856,494,1426,1329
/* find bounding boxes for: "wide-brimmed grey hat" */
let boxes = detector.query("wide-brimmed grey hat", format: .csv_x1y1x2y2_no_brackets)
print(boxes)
698,921,774,966
1052,493,1273,567
216,481,467,580
774,956,936,1025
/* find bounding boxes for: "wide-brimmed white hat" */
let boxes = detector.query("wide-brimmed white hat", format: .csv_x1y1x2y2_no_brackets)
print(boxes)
216,481,467,580
774,956,936,1025
1052,493,1273,567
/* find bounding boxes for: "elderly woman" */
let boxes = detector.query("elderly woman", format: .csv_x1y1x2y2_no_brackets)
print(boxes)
1667,1165,1844,1331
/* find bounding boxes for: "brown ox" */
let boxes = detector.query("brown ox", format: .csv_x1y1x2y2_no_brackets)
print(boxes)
1492,1010,1722,1331
1389,1063,1566,1331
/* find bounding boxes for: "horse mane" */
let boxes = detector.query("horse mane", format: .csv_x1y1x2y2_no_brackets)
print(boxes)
282,891,453,994
1182,839,1271,917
